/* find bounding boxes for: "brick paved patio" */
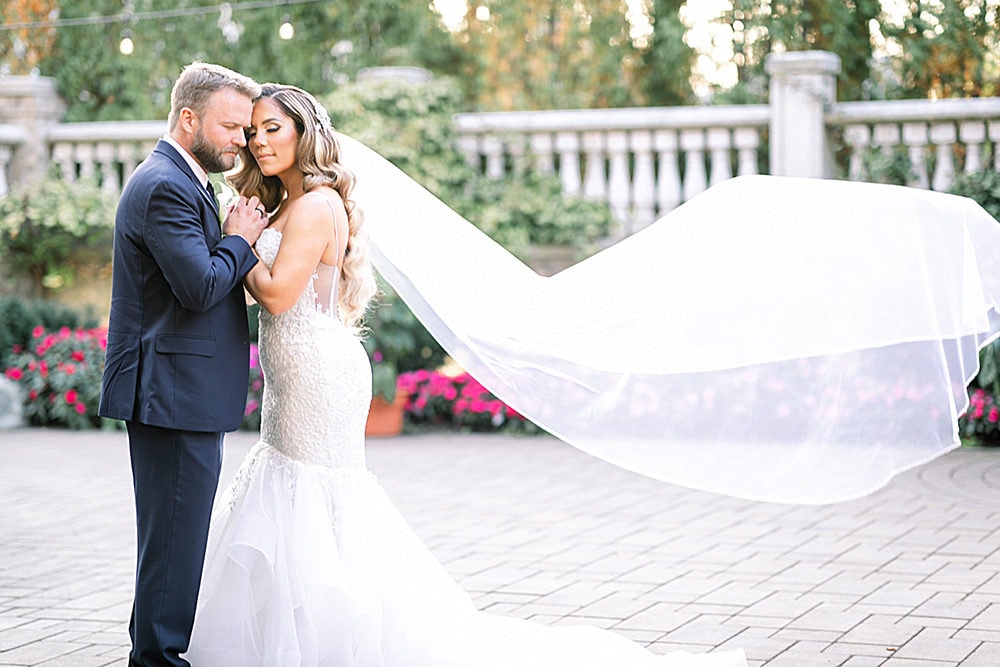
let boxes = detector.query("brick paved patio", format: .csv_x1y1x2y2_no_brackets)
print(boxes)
1,428,998,666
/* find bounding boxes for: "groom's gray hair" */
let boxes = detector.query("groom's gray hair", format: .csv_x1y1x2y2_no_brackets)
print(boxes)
168,62,261,130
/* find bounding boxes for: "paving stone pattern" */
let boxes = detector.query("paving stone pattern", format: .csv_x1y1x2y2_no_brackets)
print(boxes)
1,428,998,666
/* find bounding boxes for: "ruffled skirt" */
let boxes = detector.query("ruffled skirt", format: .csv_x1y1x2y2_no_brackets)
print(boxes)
186,441,746,667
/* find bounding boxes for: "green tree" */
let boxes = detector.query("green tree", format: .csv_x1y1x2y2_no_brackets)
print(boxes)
454,0,644,110
723,0,881,102
640,0,697,105
35,0,466,121
881,0,1000,98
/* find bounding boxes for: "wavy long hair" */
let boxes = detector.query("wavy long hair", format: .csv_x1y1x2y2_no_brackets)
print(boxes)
229,84,376,329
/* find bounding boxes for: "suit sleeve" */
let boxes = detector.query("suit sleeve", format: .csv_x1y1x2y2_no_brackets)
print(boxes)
143,180,258,313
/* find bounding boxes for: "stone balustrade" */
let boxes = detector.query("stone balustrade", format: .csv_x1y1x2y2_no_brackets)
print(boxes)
454,105,770,236
0,52,998,239
829,97,1000,191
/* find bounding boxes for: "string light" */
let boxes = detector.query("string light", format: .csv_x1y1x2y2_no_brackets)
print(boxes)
119,30,134,55
118,0,135,55
279,14,294,40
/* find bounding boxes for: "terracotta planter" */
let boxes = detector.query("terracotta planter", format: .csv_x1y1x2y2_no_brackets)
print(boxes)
365,391,410,437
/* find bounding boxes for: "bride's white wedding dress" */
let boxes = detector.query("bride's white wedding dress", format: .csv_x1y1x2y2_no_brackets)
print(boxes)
185,227,747,666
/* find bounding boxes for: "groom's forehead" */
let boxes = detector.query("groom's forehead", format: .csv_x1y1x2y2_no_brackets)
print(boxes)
204,88,253,124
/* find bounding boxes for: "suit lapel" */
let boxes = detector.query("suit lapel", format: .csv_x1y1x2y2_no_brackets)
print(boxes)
153,140,222,239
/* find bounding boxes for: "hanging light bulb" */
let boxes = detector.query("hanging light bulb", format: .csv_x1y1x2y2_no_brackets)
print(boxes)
119,30,134,55
120,0,135,55
278,14,294,40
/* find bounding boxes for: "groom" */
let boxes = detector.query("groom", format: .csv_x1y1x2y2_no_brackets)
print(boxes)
99,62,266,666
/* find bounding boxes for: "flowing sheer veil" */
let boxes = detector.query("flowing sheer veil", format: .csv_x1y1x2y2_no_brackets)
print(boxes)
340,134,1000,505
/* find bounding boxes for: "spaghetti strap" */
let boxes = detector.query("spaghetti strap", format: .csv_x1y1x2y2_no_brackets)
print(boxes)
323,196,342,271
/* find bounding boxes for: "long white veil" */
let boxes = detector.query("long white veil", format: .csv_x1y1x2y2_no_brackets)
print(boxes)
340,134,1000,505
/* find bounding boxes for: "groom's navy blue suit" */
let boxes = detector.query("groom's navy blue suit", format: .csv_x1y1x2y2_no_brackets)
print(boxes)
99,140,259,666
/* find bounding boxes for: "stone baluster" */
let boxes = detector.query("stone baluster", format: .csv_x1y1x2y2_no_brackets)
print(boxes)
929,122,957,192
629,130,656,232
95,142,119,194
707,127,732,186
506,133,528,177
50,143,74,181
606,130,630,229
902,122,929,188
680,128,707,202
991,121,1000,171
0,145,11,196
75,143,95,182
582,131,606,202
843,125,869,181
529,132,555,176
555,131,581,196
482,134,505,179
654,129,681,213
872,123,900,159
733,127,760,176
457,133,480,171
959,120,986,173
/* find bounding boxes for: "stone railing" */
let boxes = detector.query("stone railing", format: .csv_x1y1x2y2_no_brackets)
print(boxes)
454,105,770,236
829,97,1000,191
0,124,27,196
1,52,998,237
47,121,165,195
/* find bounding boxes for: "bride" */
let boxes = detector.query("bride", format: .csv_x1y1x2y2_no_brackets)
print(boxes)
186,81,1000,664
184,83,747,665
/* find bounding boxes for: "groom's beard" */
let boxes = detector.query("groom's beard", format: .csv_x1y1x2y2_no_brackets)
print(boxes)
190,128,239,174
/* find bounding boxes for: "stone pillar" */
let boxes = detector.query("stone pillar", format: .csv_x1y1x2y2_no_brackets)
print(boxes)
765,51,840,178
0,75,65,189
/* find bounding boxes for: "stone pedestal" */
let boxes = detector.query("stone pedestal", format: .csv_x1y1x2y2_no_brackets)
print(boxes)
765,51,841,178
0,75,65,188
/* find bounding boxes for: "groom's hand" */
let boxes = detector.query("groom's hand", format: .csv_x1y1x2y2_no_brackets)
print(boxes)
223,196,268,246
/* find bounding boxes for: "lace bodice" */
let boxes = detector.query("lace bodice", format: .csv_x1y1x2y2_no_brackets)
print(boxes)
253,228,372,468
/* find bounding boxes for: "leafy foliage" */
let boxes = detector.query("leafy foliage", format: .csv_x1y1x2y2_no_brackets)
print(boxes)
4,326,110,429
881,0,1000,99
362,278,447,402
33,0,466,121
724,0,882,102
0,296,98,369
398,369,543,434
0,172,116,292
450,0,644,111
949,169,1000,222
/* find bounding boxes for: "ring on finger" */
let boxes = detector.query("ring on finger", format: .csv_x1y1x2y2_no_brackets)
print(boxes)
255,206,266,216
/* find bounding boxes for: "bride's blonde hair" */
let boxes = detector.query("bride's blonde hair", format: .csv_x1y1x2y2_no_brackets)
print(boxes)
229,83,376,329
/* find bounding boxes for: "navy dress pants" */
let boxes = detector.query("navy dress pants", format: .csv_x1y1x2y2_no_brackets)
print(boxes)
126,421,223,667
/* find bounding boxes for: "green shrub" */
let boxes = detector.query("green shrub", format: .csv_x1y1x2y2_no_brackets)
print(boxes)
0,172,116,292
362,276,447,401
4,326,109,429
0,296,98,368
949,168,1000,222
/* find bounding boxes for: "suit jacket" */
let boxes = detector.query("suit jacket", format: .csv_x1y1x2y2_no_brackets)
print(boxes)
99,140,259,432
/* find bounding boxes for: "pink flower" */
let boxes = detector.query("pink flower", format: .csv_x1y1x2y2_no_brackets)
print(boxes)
64,390,78,404
28,389,38,401
245,399,259,416
32,326,44,338
989,406,999,423
74,403,87,414
4,368,22,381
373,350,383,363
71,350,86,362
64,364,76,375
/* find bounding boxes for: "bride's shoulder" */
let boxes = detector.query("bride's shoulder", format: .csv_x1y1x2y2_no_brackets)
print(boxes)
283,190,346,235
